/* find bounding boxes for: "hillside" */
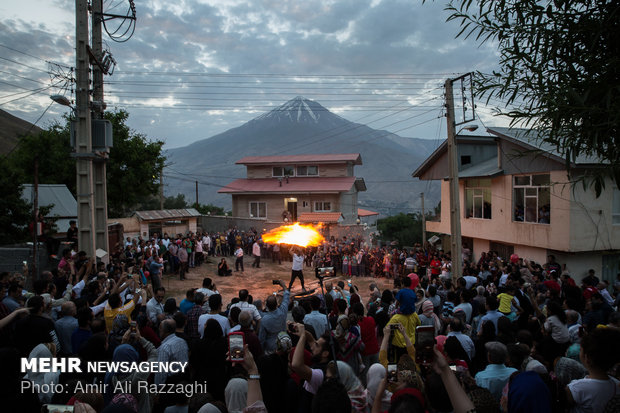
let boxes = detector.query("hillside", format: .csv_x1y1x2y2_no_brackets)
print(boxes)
0,108,42,154
164,97,440,216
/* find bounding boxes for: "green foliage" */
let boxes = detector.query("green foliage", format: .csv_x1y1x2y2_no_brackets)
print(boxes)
0,156,31,243
377,212,429,247
106,110,166,217
444,0,620,195
8,121,75,193
195,203,226,216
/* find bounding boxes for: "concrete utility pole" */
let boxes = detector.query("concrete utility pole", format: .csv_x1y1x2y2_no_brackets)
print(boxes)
421,192,426,246
75,0,96,258
91,0,109,258
445,78,462,282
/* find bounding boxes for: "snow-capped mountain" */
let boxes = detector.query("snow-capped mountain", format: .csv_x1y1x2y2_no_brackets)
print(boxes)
165,97,440,215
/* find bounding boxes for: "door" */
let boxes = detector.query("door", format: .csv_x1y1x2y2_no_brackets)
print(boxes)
288,201,298,221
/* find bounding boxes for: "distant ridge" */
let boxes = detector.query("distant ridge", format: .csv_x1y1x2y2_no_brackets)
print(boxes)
0,108,43,154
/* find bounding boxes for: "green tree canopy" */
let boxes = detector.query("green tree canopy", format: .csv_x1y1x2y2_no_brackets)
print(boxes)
8,109,166,218
0,156,31,243
377,213,426,247
442,0,620,194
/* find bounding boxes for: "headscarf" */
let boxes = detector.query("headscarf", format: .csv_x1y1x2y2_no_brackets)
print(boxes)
198,404,223,413
507,371,551,413
225,378,248,413
554,357,587,386
25,344,60,403
334,361,366,412
103,344,140,404
366,363,392,412
422,300,441,334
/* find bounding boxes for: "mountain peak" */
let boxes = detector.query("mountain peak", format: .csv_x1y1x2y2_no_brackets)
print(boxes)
255,96,326,124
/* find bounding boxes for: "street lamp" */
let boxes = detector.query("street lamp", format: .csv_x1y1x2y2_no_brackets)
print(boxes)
50,95,72,107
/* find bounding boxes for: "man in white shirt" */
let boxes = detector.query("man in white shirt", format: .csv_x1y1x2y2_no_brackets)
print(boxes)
234,245,244,272
288,247,306,291
251,240,261,268
146,287,166,324
198,294,230,337
230,289,261,330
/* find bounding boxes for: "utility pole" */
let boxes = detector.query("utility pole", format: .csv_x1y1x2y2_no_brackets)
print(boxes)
421,192,426,247
445,78,462,282
75,0,96,258
32,158,39,279
160,170,164,210
91,0,109,260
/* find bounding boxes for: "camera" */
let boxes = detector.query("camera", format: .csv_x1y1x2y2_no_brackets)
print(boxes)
315,267,334,280
272,280,280,285
390,324,398,330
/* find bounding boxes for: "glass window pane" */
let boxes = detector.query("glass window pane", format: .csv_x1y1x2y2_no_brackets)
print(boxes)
538,187,550,224
514,188,524,221
273,167,282,177
526,187,537,196
532,174,550,186
515,176,530,186
324,202,330,210
465,189,473,218
259,203,266,217
525,196,537,222
250,203,256,217
283,165,295,176
474,196,483,218
297,166,307,176
483,188,492,219
307,166,318,175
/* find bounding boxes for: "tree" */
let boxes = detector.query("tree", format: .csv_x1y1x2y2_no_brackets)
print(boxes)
0,156,31,244
377,213,426,247
8,110,167,218
106,110,166,217
442,0,620,195
195,203,226,216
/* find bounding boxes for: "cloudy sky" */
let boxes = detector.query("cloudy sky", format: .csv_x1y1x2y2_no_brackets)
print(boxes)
0,0,506,149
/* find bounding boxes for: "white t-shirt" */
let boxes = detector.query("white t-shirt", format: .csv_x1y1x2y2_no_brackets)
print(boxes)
303,368,324,395
292,254,304,271
568,376,619,413
198,313,230,338
235,248,244,258
544,315,570,343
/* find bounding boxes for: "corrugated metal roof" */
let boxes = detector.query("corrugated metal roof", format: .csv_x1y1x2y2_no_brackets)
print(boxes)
133,208,201,221
298,212,344,223
21,184,77,218
218,177,357,193
456,157,503,179
236,153,362,165
357,208,379,217
487,127,602,164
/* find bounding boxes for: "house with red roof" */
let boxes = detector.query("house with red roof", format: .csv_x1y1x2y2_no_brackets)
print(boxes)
218,153,366,225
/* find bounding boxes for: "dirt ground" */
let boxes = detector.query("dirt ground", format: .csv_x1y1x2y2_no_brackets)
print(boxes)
160,255,394,305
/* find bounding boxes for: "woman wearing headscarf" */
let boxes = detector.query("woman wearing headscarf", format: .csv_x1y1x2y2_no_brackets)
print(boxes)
103,329,157,413
504,371,551,413
25,343,60,403
108,313,130,354
365,363,392,413
329,360,367,412
190,319,230,402
225,378,247,413
419,300,441,335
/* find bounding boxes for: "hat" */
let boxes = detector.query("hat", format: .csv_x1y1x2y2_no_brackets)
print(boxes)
276,332,292,353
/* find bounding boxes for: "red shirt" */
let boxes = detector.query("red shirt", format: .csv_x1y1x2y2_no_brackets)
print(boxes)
543,280,561,293
358,316,380,356
430,259,441,275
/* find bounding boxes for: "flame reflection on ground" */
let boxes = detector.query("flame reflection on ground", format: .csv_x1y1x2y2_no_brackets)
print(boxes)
262,223,325,247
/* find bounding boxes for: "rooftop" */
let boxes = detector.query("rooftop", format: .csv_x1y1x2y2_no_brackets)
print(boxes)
235,153,362,165
298,212,344,224
132,208,201,221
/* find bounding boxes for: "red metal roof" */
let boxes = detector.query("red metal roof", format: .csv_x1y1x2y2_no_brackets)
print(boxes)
236,153,362,165
298,212,344,223
357,208,379,217
218,177,357,193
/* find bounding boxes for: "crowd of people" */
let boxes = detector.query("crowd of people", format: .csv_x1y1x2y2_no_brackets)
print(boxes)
1,229,620,413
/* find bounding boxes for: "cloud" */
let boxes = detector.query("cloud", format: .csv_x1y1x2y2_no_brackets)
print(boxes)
0,0,505,148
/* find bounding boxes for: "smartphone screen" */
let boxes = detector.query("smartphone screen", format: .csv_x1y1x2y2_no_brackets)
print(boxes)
387,364,397,382
415,326,435,365
229,333,244,361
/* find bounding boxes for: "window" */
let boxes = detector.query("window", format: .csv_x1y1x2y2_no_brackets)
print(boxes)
461,155,472,166
249,202,266,218
613,188,620,225
513,174,550,224
297,165,318,176
465,179,492,219
315,201,331,211
273,165,295,177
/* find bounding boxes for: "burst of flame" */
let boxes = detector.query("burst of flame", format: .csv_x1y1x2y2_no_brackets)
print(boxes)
262,223,325,247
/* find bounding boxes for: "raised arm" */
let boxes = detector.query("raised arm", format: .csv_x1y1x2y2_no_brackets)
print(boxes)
291,323,312,382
